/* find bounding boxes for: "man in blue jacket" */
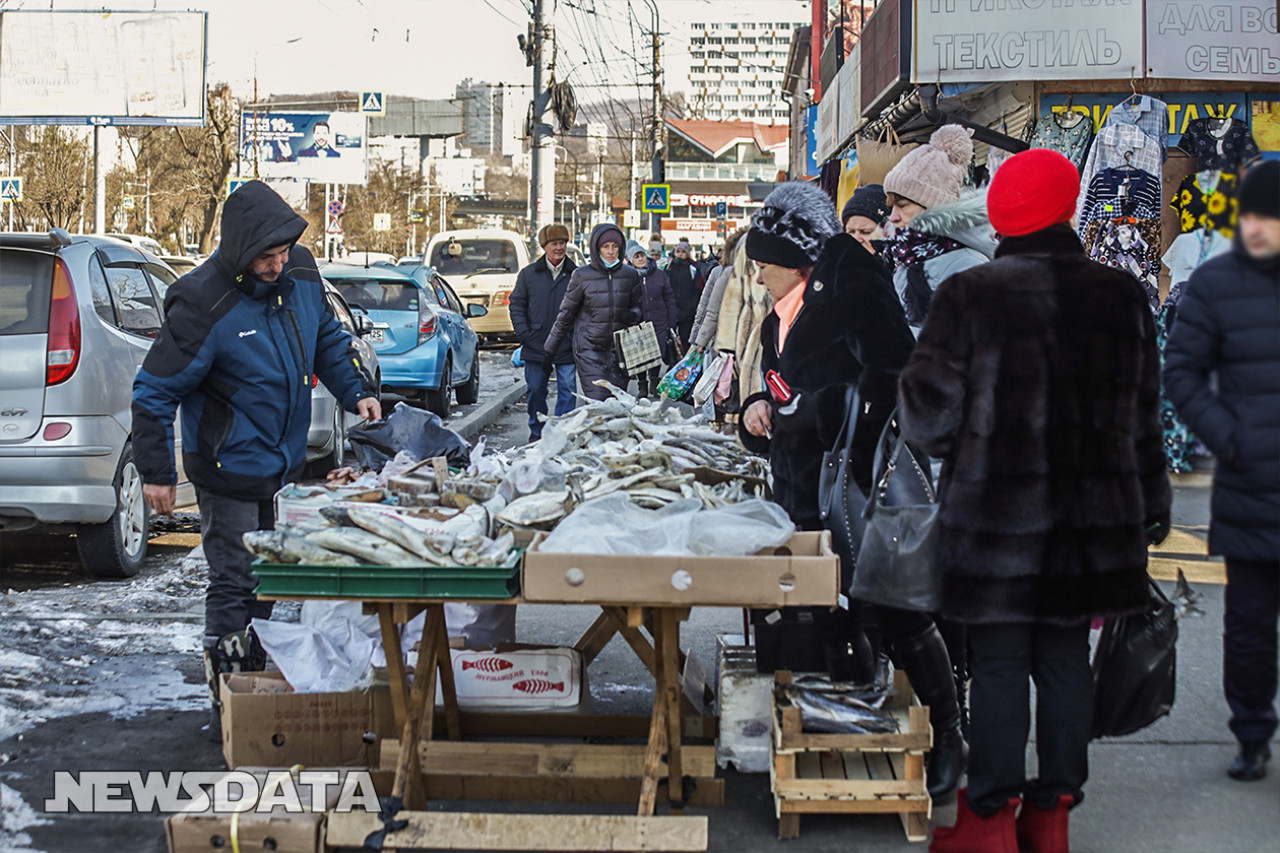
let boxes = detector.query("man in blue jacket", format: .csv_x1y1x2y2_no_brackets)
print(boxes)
132,181,380,725
509,223,577,442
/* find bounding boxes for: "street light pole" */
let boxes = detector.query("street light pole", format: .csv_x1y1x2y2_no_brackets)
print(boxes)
640,0,662,237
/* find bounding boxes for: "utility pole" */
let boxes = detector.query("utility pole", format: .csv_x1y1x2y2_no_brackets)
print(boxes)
525,0,557,251
93,127,105,234
641,0,663,238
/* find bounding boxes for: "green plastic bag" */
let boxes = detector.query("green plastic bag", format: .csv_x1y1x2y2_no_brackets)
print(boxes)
657,349,704,401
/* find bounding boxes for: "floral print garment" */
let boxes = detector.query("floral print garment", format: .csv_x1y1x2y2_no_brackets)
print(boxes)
1171,172,1239,237
1029,111,1095,169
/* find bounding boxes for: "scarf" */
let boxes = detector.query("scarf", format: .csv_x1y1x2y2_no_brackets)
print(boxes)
882,229,967,327
773,284,805,353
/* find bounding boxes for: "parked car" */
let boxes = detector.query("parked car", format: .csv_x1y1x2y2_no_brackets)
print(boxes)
422,229,528,340
323,263,486,418
566,243,587,268
306,280,380,474
160,254,200,276
104,233,165,257
0,230,185,577
336,251,397,267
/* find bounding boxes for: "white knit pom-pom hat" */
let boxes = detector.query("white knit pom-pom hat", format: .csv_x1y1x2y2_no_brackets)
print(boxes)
883,125,974,210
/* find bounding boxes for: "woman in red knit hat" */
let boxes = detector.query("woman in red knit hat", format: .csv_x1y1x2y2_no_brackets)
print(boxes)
898,149,1172,853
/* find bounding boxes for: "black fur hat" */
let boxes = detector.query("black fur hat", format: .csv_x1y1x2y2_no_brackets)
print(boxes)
746,182,840,269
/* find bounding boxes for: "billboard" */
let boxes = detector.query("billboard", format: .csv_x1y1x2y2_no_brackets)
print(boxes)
0,10,207,126
1146,0,1279,82
240,112,368,185
913,0,1144,83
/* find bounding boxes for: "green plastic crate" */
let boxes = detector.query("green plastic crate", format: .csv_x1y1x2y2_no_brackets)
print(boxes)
252,560,521,599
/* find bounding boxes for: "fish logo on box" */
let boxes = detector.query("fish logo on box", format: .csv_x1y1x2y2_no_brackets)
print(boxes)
513,679,565,695
462,657,514,673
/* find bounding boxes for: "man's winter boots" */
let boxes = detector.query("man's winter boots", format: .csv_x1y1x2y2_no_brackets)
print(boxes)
202,627,268,739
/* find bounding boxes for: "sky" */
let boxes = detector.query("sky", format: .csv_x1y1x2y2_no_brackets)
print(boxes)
17,0,809,103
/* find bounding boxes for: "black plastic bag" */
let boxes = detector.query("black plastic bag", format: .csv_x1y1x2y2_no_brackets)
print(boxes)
347,401,471,470
1091,579,1178,739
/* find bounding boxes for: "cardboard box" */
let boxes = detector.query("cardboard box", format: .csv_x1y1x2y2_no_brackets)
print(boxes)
522,530,839,607
166,812,324,853
219,672,394,769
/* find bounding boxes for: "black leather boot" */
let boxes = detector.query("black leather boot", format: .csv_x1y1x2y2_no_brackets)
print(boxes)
893,624,968,803
1227,741,1271,781
202,628,268,741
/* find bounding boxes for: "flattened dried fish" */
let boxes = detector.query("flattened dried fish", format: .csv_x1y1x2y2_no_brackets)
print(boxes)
242,531,358,565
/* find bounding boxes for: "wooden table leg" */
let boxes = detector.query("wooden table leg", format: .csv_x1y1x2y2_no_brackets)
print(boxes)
659,608,685,815
573,609,620,666
391,604,445,808
378,603,409,729
433,608,463,741
637,607,668,818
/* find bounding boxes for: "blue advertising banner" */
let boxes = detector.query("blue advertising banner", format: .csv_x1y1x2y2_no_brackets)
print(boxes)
803,105,819,179
240,111,368,184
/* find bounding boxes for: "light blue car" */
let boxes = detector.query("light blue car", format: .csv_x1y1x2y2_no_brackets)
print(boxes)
322,263,487,418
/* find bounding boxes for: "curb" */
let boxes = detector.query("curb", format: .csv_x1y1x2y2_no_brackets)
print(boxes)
1170,472,1213,489
448,380,528,440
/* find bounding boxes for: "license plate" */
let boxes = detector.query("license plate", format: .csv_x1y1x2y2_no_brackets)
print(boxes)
367,329,384,342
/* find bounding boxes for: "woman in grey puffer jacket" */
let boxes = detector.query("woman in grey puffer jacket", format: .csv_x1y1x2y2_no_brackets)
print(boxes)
543,222,643,401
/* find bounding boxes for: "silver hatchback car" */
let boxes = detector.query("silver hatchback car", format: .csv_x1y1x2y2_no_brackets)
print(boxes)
0,230,190,577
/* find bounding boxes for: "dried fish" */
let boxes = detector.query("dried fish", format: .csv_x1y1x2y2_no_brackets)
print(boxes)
304,527,424,567
243,531,358,566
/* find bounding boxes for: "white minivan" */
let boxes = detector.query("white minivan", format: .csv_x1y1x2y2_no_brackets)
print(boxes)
422,229,530,340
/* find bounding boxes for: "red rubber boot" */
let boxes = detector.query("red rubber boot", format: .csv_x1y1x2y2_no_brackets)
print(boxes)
929,788,1019,853
1016,794,1073,853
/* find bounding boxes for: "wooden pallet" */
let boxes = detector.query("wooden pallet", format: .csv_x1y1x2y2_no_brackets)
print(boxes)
771,670,932,842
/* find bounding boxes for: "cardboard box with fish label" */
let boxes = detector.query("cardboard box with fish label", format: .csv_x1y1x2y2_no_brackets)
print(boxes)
447,647,583,710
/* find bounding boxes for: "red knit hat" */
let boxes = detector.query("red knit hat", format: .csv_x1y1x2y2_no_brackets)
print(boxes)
987,149,1080,237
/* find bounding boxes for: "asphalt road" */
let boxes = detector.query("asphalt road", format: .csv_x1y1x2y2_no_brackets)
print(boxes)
0,396,1274,853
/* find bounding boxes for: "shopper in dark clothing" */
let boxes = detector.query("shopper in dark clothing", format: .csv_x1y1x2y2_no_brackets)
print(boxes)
736,183,966,804
1165,159,1280,784
132,180,380,724
626,239,677,397
543,222,642,401
667,239,705,349
510,223,577,441
900,150,1171,853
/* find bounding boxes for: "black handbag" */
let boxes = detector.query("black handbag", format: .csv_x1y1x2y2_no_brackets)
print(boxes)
818,387,869,591
1091,578,1178,739
849,412,942,612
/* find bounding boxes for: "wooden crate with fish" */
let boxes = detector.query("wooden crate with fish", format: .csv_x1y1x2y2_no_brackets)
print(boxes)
770,669,932,842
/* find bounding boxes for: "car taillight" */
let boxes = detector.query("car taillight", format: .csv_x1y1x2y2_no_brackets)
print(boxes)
46,258,81,386
491,290,510,307
43,422,72,441
418,310,437,345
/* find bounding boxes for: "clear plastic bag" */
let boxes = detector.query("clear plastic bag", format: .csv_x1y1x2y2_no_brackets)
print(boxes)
250,616,377,693
538,492,794,557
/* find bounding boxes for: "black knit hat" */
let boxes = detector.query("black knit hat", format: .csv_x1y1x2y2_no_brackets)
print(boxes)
841,184,890,226
1239,160,1279,219
745,182,841,268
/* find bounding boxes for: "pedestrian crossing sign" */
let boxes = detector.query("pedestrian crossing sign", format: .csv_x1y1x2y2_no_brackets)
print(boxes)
226,178,249,198
360,91,386,116
0,176,22,202
641,183,670,214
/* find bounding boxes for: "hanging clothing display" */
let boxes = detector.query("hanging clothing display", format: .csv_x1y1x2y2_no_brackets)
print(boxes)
1075,123,1163,224
1171,171,1239,237
1087,218,1162,313
1029,109,1094,169
1103,94,1170,153
1176,117,1262,172
1079,167,1163,226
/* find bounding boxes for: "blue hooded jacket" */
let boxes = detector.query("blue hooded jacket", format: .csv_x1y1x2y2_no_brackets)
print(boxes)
132,180,372,500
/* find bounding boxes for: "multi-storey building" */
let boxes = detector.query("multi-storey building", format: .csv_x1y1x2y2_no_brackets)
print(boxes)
687,11,807,125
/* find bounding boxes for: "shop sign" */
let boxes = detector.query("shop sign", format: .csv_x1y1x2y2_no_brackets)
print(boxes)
1146,1,1279,82
669,193,754,208
800,105,820,179
836,44,863,149
660,218,745,234
815,89,840,163
861,0,912,115
913,0,1144,83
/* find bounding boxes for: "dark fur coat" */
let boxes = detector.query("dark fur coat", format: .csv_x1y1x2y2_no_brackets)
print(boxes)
898,225,1172,625
738,233,916,529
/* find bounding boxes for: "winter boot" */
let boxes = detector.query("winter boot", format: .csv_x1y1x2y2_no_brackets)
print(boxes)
1016,794,1073,853
930,789,1019,853
1227,741,1271,781
893,624,968,803
202,628,268,740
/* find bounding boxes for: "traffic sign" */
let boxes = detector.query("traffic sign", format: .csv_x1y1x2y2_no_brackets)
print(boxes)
0,176,24,202
715,201,727,218
359,91,386,116
326,221,343,235
409,208,425,223
121,196,135,211
226,178,249,198
327,200,344,216
641,184,670,214
622,209,640,228
373,213,392,231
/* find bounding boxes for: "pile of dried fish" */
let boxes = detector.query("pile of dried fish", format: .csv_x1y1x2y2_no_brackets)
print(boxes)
777,680,900,736
492,381,769,533
245,495,520,569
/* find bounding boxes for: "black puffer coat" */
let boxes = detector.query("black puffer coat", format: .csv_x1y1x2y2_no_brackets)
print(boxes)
898,225,1172,625
543,223,642,400
1164,240,1280,562
738,233,916,529
668,255,705,326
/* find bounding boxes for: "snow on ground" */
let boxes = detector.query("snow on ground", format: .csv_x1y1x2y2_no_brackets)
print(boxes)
1,782,51,853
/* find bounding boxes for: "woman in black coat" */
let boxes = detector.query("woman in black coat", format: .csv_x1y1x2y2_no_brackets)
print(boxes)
737,182,966,804
899,151,1171,853
543,223,642,401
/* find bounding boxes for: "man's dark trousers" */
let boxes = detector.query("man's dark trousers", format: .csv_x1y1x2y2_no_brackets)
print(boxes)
1225,559,1280,744
198,488,275,642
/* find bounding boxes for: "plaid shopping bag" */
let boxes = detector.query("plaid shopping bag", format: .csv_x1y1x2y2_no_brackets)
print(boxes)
613,321,664,376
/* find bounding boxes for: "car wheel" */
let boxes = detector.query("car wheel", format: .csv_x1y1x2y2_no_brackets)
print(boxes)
305,402,346,478
426,358,452,418
456,355,481,405
77,443,149,578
